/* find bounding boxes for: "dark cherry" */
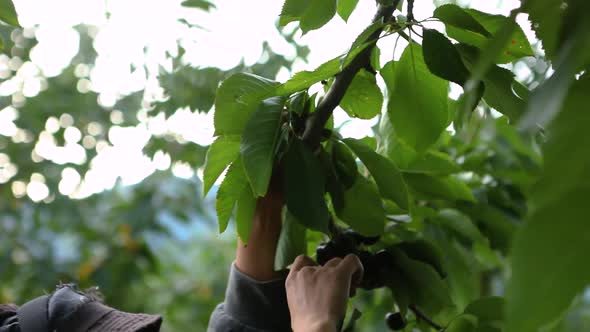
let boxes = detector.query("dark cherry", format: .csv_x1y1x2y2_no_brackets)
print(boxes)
316,243,335,266
385,312,406,330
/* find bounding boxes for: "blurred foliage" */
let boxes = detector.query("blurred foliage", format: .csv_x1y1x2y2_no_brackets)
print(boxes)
0,2,307,331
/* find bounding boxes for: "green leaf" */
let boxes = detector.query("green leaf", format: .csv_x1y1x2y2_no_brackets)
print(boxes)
300,0,337,33
380,59,396,91
331,140,358,189
476,324,501,332
342,138,409,210
359,136,376,150
157,66,225,114
460,203,516,254
386,44,449,152
275,210,307,270
389,267,411,316
214,73,279,136
450,94,468,131
215,158,249,233
494,117,540,165
506,76,590,332
279,0,310,26
422,29,470,85
376,108,418,169
241,96,286,197
342,308,362,332
480,65,526,120
391,248,454,316
275,57,341,95
525,75,590,209
284,139,330,233
507,190,590,332
435,4,533,63
410,205,438,229
203,136,241,196
430,231,480,310
280,0,337,33
0,0,19,27
236,186,257,243
462,20,518,86
383,200,405,215
397,239,445,278
464,297,504,324
522,0,562,58
555,2,590,51
0,25,12,54
343,22,384,66
403,150,461,175
457,45,526,120
288,90,308,115
404,174,476,202
518,19,590,132
435,208,485,244
370,46,381,71
446,314,478,332
326,157,346,212
336,0,358,22
181,0,215,11
340,69,383,119
434,4,491,37
337,176,385,237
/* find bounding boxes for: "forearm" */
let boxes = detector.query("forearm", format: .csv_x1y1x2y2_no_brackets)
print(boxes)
235,195,283,281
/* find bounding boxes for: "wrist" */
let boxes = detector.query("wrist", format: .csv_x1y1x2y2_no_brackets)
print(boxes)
293,319,337,332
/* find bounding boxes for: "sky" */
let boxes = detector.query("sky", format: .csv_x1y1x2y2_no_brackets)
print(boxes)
2,0,532,202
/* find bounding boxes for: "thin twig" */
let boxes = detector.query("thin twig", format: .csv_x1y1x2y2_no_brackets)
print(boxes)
392,33,402,59
396,29,421,44
409,25,423,38
409,305,443,331
301,2,398,149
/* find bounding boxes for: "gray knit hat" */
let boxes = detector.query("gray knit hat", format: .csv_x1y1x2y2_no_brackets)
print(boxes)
11,284,162,332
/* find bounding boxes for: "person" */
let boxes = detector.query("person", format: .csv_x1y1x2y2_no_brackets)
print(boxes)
207,184,364,332
0,184,363,332
0,284,163,332
285,254,364,332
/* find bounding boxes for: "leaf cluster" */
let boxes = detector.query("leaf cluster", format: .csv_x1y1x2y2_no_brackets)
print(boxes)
207,0,590,331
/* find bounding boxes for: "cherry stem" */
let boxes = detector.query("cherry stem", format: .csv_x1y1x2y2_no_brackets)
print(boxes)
409,305,443,331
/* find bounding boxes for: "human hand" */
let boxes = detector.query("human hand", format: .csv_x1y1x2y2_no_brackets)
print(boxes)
285,254,364,332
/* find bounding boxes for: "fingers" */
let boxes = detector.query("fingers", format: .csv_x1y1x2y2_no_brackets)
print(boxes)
290,255,316,272
337,254,364,286
323,257,342,268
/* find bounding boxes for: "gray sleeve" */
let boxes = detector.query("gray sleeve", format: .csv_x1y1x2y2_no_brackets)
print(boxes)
207,264,291,332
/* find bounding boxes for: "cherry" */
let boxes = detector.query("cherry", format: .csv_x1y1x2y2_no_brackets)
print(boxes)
385,312,406,331
358,251,383,289
374,250,394,266
316,242,338,266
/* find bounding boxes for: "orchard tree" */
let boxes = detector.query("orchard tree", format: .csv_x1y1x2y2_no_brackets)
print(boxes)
0,1,306,330
1,0,589,331
204,0,590,331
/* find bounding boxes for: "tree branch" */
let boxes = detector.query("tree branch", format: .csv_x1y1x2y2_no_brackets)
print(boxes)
301,3,397,148
407,0,415,21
